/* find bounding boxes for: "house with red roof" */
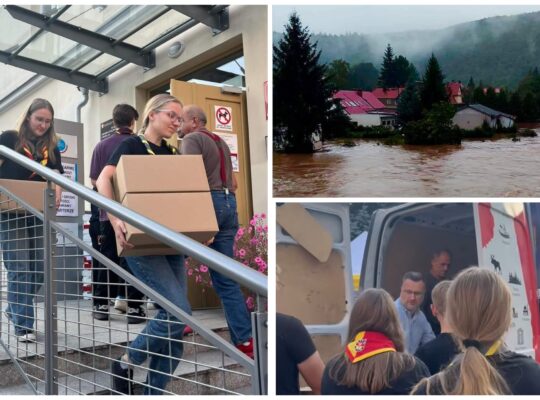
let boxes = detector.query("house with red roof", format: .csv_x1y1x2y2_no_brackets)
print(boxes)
372,87,405,108
446,81,463,105
333,90,397,128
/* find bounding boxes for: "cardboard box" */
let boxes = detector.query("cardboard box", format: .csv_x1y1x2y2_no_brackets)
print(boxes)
277,203,333,262
117,192,218,257
0,179,47,212
114,155,209,203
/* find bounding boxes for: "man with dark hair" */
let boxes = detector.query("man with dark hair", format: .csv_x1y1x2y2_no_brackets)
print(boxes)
394,271,435,354
89,103,145,323
415,280,459,374
422,249,451,335
179,105,254,358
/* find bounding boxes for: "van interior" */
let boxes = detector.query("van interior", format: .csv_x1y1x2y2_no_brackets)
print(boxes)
375,203,479,298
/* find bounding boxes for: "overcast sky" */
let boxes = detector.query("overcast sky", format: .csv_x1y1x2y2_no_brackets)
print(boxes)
273,5,540,35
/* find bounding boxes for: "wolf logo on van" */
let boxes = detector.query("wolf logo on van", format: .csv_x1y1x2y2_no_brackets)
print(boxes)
490,255,502,274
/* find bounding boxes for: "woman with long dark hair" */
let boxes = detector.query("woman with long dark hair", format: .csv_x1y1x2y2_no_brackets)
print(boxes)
0,98,63,342
412,267,540,395
322,288,429,394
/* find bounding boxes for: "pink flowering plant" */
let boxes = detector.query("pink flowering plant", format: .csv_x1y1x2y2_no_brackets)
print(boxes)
185,213,268,310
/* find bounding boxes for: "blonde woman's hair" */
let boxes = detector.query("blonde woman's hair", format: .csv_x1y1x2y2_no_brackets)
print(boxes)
329,288,417,394
431,279,452,317
139,94,183,134
15,98,58,164
412,267,511,395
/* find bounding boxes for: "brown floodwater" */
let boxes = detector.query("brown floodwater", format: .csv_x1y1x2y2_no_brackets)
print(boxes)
273,135,540,197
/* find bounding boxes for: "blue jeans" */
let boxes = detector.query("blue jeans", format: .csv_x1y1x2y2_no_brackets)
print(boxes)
0,214,44,335
209,191,252,345
124,255,191,395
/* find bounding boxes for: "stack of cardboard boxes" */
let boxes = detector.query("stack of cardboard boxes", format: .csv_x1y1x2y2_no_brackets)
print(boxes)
113,155,218,257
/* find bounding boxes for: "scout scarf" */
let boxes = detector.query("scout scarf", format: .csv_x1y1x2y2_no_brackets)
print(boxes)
345,331,396,363
462,338,502,356
138,134,177,155
22,143,48,178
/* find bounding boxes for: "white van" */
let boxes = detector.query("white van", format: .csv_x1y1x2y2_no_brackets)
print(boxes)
276,202,540,364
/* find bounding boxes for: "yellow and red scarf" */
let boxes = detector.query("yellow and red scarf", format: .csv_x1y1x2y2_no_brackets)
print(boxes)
22,144,48,178
345,331,396,363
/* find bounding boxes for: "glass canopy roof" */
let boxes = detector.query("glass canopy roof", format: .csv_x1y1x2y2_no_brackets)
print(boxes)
0,5,229,95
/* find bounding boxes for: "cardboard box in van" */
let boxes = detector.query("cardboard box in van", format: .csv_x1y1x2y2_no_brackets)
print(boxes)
0,179,46,212
114,155,209,203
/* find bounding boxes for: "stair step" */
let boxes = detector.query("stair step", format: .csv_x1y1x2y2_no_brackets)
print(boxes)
0,348,250,395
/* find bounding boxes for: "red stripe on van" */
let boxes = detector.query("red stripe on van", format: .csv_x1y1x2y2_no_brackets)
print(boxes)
514,210,540,362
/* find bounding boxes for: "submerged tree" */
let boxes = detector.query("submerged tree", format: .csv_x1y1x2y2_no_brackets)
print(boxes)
397,81,422,124
273,13,345,152
420,53,448,110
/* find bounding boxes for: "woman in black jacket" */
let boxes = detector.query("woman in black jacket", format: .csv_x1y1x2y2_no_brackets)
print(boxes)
0,98,63,342
412,267,540,395
322,288,429,395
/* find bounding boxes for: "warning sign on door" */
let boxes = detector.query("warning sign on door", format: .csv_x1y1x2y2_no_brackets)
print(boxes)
215,106,233,131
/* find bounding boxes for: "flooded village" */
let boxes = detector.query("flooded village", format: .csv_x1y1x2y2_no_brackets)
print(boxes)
273,7,540,197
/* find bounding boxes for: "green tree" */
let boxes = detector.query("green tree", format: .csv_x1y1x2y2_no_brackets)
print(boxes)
484,87,498,109
463,76,475,104
397,81,422,124
394,55,418,87
402,102,461,145
378,44,397,88
521,92,539,121
273,13,336,153
508,91,522,118
326,59,351,90
420,53,448,110
348,62,379,90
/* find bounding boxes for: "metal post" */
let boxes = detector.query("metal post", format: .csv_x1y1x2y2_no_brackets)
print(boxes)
43,184,58,394
251,294,268,395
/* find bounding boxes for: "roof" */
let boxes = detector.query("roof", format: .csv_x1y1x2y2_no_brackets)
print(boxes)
466,104,516,120
0,5,230,95
333,90,386,115
372,87,404,100
446,82,462,96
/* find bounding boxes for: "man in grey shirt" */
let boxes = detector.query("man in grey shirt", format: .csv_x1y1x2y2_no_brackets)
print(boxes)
394,271,435,354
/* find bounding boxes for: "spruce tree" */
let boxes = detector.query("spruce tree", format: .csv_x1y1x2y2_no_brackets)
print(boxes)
420,53,448,110
397,81,422,124
273,13,335,153
378,44,397,88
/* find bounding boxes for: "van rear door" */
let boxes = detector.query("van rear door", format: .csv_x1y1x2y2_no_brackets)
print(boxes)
473,203,540,361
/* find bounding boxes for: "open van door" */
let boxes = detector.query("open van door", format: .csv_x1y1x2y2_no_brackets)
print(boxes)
473,203,540,362
276,203,353,363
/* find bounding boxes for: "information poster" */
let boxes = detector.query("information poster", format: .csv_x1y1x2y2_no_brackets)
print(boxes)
56,161,78,217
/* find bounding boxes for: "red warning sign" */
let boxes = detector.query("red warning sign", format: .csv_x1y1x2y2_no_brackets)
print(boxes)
215,106,233,131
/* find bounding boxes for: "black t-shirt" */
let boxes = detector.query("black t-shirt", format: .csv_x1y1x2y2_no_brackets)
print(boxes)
421,273,443,335
415,332,460,375
414,351,540,395
106,135,175,166
276,313,317,395
0,130,64,180
322,354,430,395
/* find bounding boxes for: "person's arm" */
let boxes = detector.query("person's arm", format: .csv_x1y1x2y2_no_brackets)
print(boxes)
298,351,325,395
96,165,133,250
54,176,62,210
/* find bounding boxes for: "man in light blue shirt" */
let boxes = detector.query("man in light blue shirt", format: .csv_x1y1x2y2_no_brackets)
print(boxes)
395,271,435,354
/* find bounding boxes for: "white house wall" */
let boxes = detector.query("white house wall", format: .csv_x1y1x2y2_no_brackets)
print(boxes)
350,114,381,127
0,5,267,215
452,108,487,130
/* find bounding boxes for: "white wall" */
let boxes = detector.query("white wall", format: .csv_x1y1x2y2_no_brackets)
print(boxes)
0,5,268,215
452,108,486,130
350,113,381,127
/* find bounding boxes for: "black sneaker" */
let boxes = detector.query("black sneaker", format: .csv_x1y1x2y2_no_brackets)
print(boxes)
92,304,109,320
111,357,134,395
127,306,146,324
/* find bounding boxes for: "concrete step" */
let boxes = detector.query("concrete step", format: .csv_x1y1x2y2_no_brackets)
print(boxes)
0,348,250,395
0,301,250,392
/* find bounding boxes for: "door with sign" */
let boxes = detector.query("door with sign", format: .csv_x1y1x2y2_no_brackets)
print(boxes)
170,80,252,226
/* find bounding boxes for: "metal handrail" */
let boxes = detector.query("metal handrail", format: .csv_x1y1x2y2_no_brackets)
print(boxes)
0,145,267,296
